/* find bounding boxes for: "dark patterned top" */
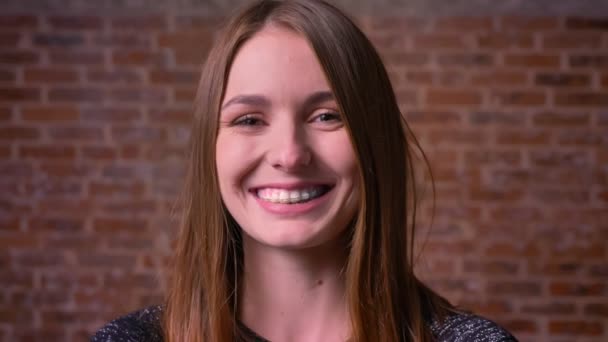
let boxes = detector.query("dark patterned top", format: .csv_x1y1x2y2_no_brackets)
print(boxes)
91,305,518,342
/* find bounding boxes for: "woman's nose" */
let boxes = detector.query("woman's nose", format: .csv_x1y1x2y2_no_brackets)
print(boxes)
267,125,312,172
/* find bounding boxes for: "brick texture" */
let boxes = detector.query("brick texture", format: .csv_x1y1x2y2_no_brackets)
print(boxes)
0,9,607,342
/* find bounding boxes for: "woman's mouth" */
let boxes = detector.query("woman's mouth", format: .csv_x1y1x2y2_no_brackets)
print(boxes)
254,185,333,204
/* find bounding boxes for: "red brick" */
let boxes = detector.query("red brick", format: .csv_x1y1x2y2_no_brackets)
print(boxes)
555,92,608,106
149,69,198,85
112,50,167,66
111,16,167,30
412,34,468,49
490,206,542,221
500,17,560,31
484,242,539,257
0,126,40,140
477,33,534,49
584,303,608,317
89,182,145,197
529,150,590,168
403,110,461,125
91,33,152,48
521,302,576,316
366,16,430,32
403,71,432,85
470,71,528,86
550,243,605,259
48,16,103,30
107,87,168,103
173,87,196,103
0,15,38,29
0,217,19,231
543,33,603,49
491,91,546,106
0,87,41,102
87,69,142,84
435,17,494,31
0,69,16,83
21,106,79,122
101,200,157,215
81,107,142,122
533,188,590,204
503,320,538,333
558,130,605,145
0,32,20,47
0,105,9,116
394,89,418,106
0,145,10,158
14,251,66,267
39,162,94,178
368,33,406,51
0,310,33,324
487,281,542,296
112,126,167,143
428,129,487,145
119,145,141,159
0,51,38,65
81,146,118,160
566,17,608,30
505,54,561,68
148,109,190,126
77,252,137,268
29,218,84,233
497,129,550,145
24,68,79,83
569,55,608,68
469,111,525,126
175,49,209,66
48,51,104,66
383,52,429,67
602,73,608,88
175,15,222,30
470,188,524,202
535,72,590,87
532,112,590,126
48,125,104,141
436,53,494,67
463,260,519,276
549,320,604,336
33,33,84,47
426,89,482,106
19,145,75,159
48,87,103,102
550,282,605,296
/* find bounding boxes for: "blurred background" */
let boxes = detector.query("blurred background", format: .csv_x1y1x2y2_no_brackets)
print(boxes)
0,0,607,341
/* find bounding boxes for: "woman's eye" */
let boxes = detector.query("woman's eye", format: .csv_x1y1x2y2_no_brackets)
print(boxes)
232,115,262,126
313,112,341,123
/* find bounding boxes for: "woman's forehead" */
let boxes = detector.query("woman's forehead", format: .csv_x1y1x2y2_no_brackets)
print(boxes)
223,27,331,105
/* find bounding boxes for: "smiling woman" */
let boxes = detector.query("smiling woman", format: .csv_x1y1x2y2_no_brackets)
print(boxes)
91,0,517,341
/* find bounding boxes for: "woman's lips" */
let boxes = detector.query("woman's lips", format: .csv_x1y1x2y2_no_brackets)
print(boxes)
251,184,334,215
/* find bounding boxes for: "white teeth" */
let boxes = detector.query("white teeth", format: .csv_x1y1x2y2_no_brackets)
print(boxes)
256,187,325,204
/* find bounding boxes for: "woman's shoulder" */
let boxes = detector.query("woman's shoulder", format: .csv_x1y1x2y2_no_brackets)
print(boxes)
430,311,518,342
90,305,164,342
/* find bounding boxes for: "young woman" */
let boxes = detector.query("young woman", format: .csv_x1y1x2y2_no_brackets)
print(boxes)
92,0,517,341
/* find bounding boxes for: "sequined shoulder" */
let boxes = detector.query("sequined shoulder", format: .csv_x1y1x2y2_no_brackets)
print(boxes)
90,305,163,342
430,312,518,342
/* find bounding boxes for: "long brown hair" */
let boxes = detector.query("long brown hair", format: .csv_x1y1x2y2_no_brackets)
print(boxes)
164,0,454,341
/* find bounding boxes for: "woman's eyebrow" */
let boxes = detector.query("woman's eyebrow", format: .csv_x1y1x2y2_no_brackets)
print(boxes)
302,90,335,108
221,94,271,110
220,90,335,111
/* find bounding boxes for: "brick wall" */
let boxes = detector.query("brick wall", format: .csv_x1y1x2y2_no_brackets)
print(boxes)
0,5,606,342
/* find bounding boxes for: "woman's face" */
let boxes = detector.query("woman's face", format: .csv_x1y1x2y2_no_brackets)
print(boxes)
216,26,359,250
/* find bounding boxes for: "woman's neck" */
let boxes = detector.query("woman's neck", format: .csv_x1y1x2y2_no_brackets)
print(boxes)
239,235,350,342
